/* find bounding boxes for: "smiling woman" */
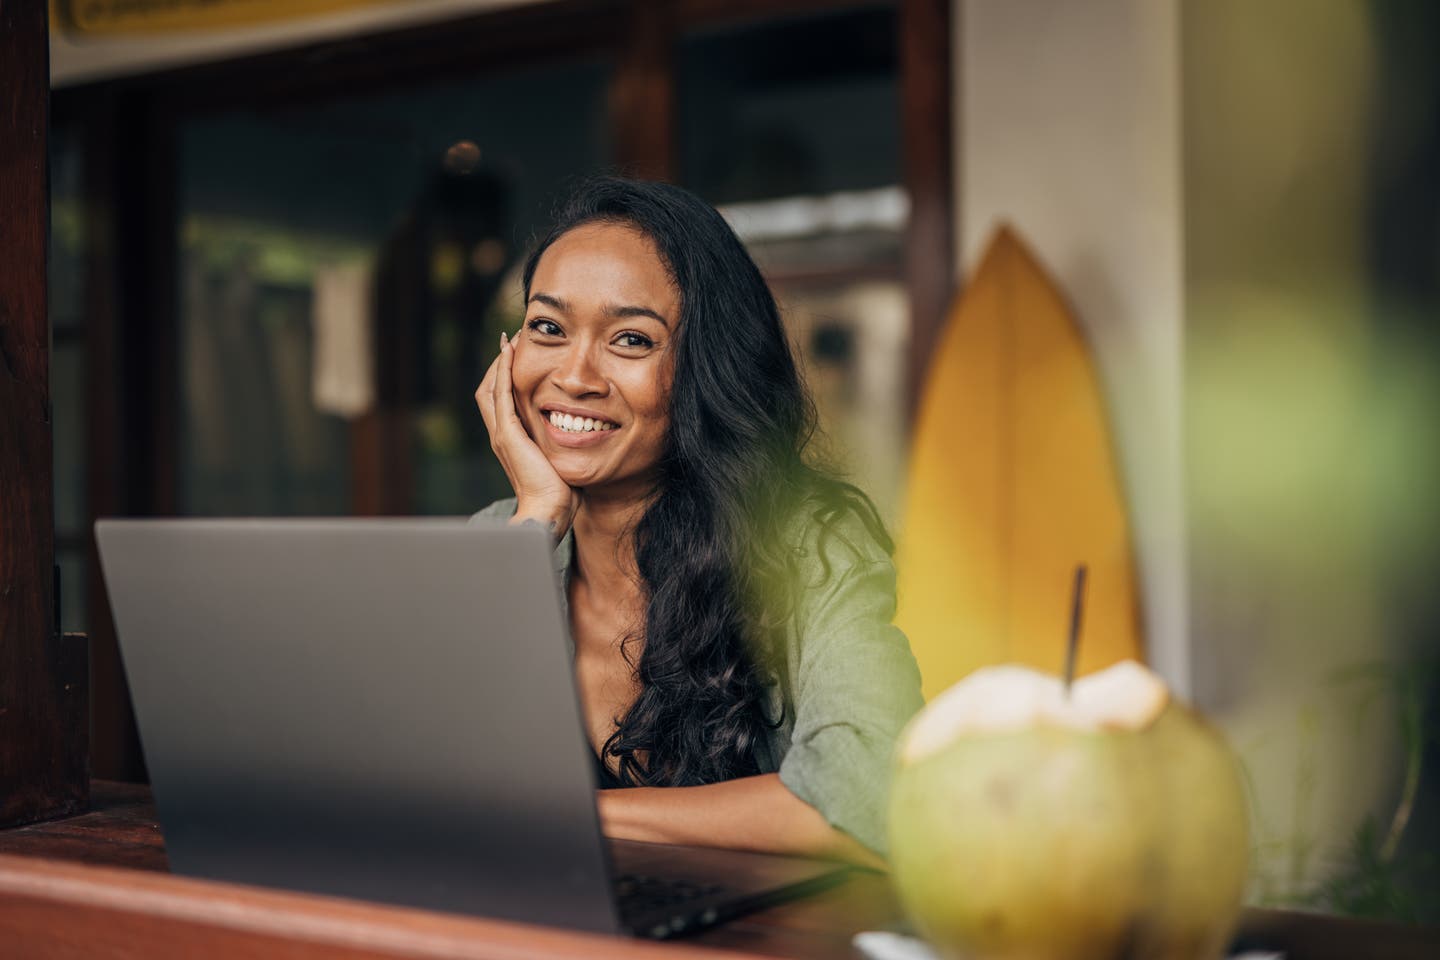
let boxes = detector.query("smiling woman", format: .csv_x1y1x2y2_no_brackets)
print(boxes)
471,178,922,866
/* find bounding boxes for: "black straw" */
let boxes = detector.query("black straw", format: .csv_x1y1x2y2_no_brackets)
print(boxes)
1064,565,1088,695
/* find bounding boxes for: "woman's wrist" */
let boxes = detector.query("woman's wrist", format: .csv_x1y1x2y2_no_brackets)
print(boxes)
596,787,669,844
509,499,574,541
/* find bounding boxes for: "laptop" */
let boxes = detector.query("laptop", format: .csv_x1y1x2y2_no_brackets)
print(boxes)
95,518,850,939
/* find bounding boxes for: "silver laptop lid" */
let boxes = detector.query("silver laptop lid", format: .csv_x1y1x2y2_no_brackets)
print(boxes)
96,518,619,934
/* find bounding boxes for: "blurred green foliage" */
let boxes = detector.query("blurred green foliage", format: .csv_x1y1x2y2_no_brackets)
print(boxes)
1305,657,1440,924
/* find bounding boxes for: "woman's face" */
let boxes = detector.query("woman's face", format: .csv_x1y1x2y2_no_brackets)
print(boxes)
510,221,679,496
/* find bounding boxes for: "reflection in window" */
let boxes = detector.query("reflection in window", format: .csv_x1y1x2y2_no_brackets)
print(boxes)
720,190,910,527
177,60,611,517
683,8,907,526
50,122,87,633
680,7,900,204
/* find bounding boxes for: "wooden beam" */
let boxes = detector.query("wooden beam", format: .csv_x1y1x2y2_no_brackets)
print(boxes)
610,0,677,181
0,0,90,826
60,0,625,113
899,0,954,417
69,87,149,782
677,0,891,29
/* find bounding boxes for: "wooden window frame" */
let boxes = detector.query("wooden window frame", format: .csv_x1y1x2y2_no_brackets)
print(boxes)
2,0,89,827
50,0,951,781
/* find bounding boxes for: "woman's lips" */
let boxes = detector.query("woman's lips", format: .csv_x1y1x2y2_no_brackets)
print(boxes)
543,417,617,447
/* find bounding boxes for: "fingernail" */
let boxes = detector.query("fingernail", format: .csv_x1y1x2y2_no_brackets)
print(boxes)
500,332,508,348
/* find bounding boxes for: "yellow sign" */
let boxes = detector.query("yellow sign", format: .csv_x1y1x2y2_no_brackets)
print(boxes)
53,0,395,35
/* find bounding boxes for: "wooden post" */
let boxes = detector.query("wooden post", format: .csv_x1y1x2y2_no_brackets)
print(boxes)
611,0,677,181
900,0,955,417
80,88,150,781
0,0,90,826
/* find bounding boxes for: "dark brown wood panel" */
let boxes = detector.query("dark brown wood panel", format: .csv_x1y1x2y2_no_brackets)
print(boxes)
611,0,678,181
677,0,890,30
0,0,90,828
65,85,164,783
136,114,181,520
899,0,954,415
76,88,134,784
349,413,415,516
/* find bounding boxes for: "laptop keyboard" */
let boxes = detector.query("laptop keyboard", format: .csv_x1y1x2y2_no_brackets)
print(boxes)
614,873,728,936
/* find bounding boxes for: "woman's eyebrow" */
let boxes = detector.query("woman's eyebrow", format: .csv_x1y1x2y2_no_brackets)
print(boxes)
607,304,670,328
528,292,568,312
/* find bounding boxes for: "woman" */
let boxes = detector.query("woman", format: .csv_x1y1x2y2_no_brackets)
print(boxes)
473,178,922,867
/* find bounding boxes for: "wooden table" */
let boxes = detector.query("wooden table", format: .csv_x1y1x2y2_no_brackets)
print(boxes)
1,783,1435,959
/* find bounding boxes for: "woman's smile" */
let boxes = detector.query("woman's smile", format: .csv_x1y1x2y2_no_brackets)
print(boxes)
542,404,621,446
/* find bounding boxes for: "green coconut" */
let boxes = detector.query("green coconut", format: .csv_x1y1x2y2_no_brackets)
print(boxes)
888,661,1249,960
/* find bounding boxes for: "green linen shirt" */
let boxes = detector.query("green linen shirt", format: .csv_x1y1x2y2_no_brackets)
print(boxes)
468,497,924,855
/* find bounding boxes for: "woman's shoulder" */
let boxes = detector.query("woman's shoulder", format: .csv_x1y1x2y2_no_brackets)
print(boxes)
468,497,519,525
781,489,894,584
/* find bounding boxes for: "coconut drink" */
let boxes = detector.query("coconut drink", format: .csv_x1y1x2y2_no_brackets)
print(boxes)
888,657,1250,960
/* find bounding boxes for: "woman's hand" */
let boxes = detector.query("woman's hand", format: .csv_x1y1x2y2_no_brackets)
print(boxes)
475,331,580,540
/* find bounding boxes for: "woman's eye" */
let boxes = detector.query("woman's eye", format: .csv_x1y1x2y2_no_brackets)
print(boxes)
615,332,654,350
527,318,562,337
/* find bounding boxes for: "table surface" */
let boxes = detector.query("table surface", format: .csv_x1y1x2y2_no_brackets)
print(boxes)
0,782,1435,960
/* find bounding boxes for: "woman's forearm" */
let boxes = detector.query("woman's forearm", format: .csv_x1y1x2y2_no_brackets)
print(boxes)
595,773,886,870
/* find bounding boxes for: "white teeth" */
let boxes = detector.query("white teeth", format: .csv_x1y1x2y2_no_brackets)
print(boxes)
547,411,615,433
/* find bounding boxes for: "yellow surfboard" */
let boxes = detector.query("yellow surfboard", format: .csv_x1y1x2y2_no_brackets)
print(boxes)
896,226,1144,699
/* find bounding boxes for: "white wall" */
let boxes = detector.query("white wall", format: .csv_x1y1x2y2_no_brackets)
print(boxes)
955,0,1422,904
953,0,1189,695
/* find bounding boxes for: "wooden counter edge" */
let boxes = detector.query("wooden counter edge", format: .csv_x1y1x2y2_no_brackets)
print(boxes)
0,853,750,960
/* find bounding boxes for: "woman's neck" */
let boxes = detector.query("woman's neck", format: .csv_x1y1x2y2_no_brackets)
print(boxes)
570,487,650,594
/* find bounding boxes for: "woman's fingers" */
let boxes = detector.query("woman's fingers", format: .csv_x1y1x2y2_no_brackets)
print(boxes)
494,332,521,428
473,330,578,537
475,349,500,438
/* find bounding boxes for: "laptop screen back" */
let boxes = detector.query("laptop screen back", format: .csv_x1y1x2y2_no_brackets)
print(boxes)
96,518,619,933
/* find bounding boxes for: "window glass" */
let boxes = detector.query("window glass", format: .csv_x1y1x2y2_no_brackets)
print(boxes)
52,342,86,535
177,59,612,516
50,122,87,634
49,123,86,334
680,8,907,524
680,8,900,204
57,549,87,635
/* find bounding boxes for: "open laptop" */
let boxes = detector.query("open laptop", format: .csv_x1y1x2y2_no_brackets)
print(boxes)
95,518,849,939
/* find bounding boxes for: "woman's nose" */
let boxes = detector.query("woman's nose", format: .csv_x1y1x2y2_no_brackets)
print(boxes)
552,344,608,396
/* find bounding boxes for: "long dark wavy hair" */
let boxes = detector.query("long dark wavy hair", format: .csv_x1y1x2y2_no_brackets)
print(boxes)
522,177,891,786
